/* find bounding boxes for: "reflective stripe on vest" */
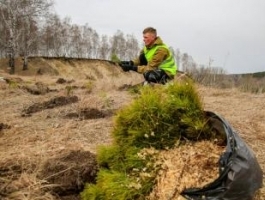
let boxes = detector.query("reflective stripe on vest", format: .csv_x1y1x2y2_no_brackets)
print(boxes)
144,44,177,75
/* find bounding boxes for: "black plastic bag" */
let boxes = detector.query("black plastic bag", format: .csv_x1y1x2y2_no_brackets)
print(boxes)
181,111,263,200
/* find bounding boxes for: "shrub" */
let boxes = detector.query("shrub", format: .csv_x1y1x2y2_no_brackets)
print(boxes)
81,80,211,200
113,81,209,149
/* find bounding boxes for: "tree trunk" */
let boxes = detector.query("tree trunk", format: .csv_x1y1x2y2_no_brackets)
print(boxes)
8,34,16,74
9,52,15,74
23,55,28,70
7,6,16,74
23,20,29,71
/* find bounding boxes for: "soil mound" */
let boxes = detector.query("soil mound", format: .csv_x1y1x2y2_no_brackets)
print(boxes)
56,78,75,84
21,82,53,95
38,150,98,197
22,96,79,116
0,123,11,131
64,108,113,120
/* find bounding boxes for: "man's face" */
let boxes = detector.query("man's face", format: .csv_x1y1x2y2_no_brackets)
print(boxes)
143,32,156,47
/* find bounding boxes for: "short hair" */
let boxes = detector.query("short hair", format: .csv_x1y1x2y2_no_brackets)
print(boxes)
143,27,157,36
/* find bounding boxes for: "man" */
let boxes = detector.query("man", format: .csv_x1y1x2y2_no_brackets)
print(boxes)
119,27,177,84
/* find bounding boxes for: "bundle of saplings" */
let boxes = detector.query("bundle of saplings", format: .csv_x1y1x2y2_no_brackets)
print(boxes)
81,80,225,200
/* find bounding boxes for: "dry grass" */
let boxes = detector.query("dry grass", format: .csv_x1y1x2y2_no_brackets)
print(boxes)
0,59,264,199
0,60,142,199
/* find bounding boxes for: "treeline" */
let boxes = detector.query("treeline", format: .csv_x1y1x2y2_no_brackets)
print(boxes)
0,0,140,74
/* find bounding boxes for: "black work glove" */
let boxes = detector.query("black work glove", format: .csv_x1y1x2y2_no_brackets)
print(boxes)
119,61,137,72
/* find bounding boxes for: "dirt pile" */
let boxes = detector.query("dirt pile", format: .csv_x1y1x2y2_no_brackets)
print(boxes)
56,78,75,84
0,150,97,200
64,108,114,120
38,150,98,198
0,123,11,132
21,96,79,116
21,82,55,95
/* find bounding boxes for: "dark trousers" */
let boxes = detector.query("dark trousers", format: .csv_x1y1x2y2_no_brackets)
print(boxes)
143,69,172,84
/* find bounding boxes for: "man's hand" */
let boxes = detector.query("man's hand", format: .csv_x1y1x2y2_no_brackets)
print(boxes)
119,61,137,72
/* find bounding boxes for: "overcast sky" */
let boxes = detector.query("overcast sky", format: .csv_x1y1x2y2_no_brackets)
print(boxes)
54,0,265,74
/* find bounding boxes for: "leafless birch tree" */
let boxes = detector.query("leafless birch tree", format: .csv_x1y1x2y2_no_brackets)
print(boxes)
0,0,53,73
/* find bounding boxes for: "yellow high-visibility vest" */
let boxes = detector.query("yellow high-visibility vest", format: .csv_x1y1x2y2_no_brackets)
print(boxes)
144,44,177,75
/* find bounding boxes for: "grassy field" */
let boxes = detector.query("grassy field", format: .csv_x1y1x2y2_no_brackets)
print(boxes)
0,58,264,199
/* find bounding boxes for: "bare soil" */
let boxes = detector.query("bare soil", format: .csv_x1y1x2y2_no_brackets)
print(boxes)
21,96,79,116
0,58,264,199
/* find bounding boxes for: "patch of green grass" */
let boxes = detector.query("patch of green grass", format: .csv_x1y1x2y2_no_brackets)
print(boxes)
98,91,113,109
97,145,145,172
65,85,74,96
82,169,150,200
83,81,93,93
8,80,19,89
